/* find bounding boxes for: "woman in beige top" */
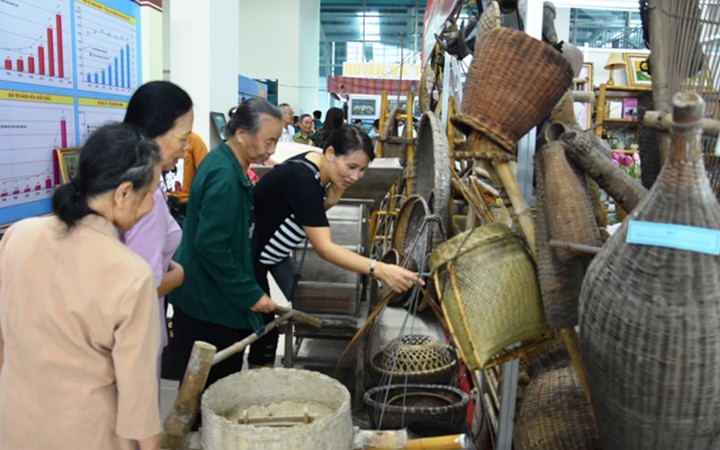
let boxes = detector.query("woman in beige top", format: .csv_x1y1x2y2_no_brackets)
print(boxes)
0,123,163,450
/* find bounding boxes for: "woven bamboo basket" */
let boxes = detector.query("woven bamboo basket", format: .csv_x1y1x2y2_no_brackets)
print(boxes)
428,223,550,370
363,384,468,430
451,27,573,159
541,141,602,263
412,111,451,238
579,92,720,449
392,195,434,274
514,365,600,450
370,334,457,385
534,147,586,329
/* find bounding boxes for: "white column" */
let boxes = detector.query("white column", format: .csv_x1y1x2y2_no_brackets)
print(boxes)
237,0,320,113
168,0,240,148
139,6,163,83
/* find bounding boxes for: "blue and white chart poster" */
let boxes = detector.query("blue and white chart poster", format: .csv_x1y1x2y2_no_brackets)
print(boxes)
0,0,141,226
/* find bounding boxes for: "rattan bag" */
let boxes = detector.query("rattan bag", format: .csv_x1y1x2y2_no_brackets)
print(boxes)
428,223,550,369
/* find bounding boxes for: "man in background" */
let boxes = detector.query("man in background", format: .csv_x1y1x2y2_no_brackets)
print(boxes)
312,110,323,131
293,114,315,146
278,103,295,142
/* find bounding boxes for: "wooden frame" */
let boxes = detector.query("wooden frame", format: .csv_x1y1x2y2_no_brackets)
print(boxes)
54,147,81,185
624,53,652,87
574,62,593,130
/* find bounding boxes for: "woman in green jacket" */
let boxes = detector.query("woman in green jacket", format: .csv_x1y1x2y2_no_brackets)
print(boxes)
169,98,281,395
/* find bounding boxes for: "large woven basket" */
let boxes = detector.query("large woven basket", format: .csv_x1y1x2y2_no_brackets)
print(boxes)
428,223,550,370
580,93,720,449
514,365,600,449
363,384,469,430
452,27,573,157
370,334,457,385
392,195,434,275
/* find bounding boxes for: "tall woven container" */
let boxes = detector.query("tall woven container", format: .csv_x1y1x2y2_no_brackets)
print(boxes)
579,92,720,449
451,27,573,158
428,223,550,369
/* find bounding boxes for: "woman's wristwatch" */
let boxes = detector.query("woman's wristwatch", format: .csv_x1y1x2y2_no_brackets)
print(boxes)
368,259,377,278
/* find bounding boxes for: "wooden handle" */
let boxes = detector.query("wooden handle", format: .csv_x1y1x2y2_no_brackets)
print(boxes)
275,305,323,328
404,434,472,450
163,341,216,438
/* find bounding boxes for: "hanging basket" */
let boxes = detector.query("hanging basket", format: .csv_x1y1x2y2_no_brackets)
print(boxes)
452,27,573,158
370,334,458,385
363,384,469,430
428,223,550,370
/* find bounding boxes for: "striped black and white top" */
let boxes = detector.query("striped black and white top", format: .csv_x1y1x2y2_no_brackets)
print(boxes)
254,153,329,267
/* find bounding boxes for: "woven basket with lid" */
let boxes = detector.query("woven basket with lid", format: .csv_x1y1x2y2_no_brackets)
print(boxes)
579,92,720,449
428,223,550,370
370,334,457,385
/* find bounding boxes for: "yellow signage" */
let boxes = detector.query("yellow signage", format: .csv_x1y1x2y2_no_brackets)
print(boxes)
342,62,421,80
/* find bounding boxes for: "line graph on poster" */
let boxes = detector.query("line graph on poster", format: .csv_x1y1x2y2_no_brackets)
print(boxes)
75,0,138,95
0,0,74,88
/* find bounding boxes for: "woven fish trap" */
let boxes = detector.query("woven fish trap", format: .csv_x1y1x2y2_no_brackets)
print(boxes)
371,334,458,385
534,148,586,329
412,111,451,238
514,365,600,450
363,384,469,430
428,223,550,370
475,0,501,48
541,141,602,263
452,27,573,158
579,93,720,449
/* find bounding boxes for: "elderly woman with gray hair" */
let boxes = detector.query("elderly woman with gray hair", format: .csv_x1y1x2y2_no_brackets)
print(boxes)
168,98,282,414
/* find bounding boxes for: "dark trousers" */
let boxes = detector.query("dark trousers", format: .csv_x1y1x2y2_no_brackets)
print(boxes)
248,257,298,366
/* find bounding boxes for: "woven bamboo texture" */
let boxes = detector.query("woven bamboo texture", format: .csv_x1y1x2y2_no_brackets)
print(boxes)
392,195,432,276
475,0,501,48
451,27,573,157
541,141,602,264
560,129,648,213
534,147,587,329
579,93,720,449
514,365,600,450
428,223,550,370
412,111,451,238
363,384,469,430
370,334,457,385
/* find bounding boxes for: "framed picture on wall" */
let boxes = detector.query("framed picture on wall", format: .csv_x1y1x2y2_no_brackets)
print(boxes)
210,112,228,141
349,97,378,119
573,62,594,130
624,53,652,87
53,148,81,185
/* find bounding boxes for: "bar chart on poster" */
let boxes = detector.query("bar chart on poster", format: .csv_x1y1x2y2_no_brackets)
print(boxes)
75,0,137,95
0,0,141,226
0,90,75,223
0,0,74,88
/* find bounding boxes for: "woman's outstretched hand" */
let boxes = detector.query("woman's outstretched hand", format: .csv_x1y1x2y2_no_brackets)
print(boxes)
374,262,425,293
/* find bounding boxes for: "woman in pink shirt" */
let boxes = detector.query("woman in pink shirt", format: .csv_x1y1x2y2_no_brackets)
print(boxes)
123,81,193,378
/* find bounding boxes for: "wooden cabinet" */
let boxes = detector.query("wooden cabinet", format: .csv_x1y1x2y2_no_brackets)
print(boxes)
593,83,651,148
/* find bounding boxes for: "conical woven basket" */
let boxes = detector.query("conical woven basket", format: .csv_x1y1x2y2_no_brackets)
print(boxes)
452,27,573,157
514,365,600,450
579,92,720,449
428,223,550,370
534,147,587,329
370,334,457,385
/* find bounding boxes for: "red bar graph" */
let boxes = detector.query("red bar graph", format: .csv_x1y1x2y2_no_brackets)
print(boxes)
55,14,63,78
4,12,66,79
38,46,45,75
47,27,54,77
60,119,67,148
